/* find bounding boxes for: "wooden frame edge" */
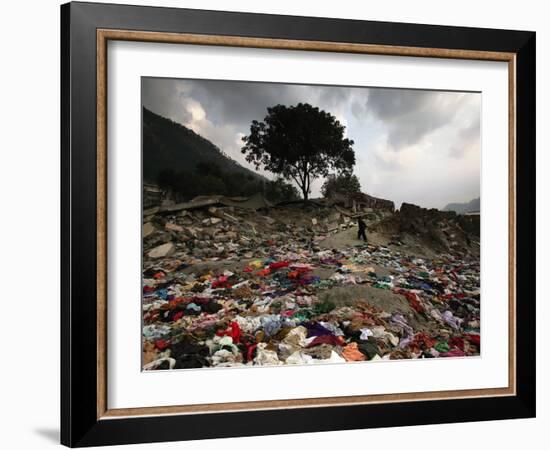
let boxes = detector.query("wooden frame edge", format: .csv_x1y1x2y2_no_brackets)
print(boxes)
95,28,517,420
98,29,516,61
97,29,108,419
508,55,517,395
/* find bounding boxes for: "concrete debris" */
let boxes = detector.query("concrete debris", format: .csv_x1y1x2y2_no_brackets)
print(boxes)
148,242,175,258
143,222,156,238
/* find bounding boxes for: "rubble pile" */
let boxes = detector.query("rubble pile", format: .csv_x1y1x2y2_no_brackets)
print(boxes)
142,200,480,370
373,202,480,258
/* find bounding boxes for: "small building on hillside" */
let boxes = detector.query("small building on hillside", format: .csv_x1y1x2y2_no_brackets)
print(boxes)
347,192,395,213
326,191,395,214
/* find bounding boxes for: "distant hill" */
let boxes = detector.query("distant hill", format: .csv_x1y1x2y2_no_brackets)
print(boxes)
443,197,480,214
142,107,265,183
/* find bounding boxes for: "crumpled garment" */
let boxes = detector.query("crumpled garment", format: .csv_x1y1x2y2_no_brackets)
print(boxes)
234,315,262,334
391,313,414,336
211,349,243,366
216,321,242,343
261,315,283,337
142,341,159,365
304,322,335,338
207,335,240,356
370,326,399,346
254,343,282,365
342,342,366,361
434,341,450,353
399,336,413,349
186,302,201,313
448,336,464,350
170,338,210,369
154,339,170,351
413,332,436,350
430,308,444,322
465,333,480,347
285,351,314,365
212,276,232,289
278,342,300,361
233,284,254,299
394,288,424,313
319,321,344,336
269,261,290,270
442,310,463,330
306,334,343,347
357,340,380,359
439,348,466,358
303,343,334,360
359,328,374,340
249,259,263,269
282,326,308,347
288,350,346,364
143,324,171,340
143,357,176,370
330,273,359,284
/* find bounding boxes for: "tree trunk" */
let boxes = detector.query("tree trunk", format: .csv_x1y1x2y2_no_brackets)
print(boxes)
301,185,309,201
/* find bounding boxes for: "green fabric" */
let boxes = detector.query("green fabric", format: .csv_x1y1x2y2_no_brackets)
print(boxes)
435,341,450,353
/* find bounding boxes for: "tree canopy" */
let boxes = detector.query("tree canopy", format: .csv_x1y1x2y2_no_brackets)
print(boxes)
241,103,355,200
321,173,362,198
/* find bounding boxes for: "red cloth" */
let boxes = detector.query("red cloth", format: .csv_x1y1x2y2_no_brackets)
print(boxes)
306,335,344,347
449,336,465,350
246,343,257,362
172,311,184,322
212,276,231,289
287,267,310,280
394,288,424,313
413,332,435,349
439,348,466,357
216,321,243,343
154,339,169,351
465,334,480,347
269,261,290,270
257,268,271,277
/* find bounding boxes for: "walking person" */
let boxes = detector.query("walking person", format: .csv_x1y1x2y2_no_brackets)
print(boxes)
357,217,367,242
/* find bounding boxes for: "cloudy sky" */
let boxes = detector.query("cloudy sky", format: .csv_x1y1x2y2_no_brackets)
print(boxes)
142,77,480,209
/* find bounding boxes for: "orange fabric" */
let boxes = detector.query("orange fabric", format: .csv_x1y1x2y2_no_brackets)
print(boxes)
342,342,366,361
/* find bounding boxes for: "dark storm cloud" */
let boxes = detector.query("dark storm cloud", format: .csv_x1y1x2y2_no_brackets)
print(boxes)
365,89,470,150
142,77,480,209
143,78,357,132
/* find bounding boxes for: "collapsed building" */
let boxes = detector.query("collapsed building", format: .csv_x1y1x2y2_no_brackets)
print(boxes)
327,191,395,214
347,192,395,213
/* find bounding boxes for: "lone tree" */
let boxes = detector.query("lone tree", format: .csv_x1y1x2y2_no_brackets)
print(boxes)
241,103,355,200
321,173,362,198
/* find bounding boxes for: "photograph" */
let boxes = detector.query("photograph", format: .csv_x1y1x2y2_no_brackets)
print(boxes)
54,1,537,446
141,77,481,370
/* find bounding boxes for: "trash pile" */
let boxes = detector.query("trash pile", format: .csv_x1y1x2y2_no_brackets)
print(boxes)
142,201,480,370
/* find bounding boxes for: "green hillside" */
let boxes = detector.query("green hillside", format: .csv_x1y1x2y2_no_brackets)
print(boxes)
143,107,264,182
142,107,299,202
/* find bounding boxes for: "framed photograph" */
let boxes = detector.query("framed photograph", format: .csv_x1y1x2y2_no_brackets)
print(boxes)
61,1,536,447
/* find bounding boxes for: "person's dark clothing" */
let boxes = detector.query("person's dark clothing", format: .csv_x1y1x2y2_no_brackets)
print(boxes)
357,218,367,242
